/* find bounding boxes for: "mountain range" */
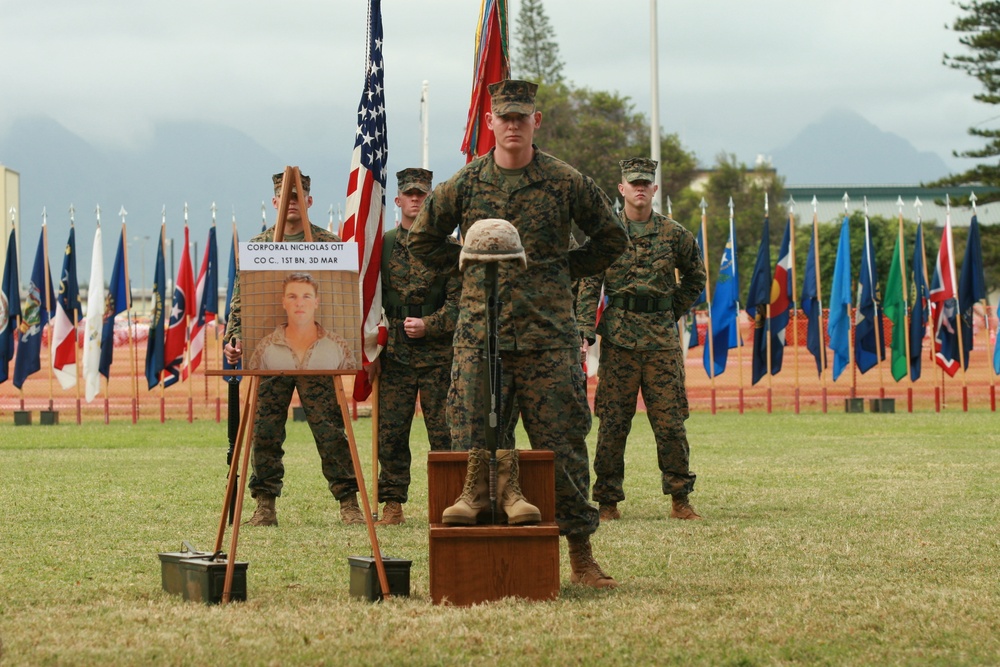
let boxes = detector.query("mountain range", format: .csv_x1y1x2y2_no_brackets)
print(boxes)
0,109,955,282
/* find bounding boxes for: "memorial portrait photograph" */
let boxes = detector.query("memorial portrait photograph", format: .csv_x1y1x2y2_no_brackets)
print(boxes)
240,268,362,373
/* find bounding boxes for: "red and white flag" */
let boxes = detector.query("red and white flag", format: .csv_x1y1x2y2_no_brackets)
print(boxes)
342,0,388,401
183,226,218,380
163,226,194,387
52,227,80,389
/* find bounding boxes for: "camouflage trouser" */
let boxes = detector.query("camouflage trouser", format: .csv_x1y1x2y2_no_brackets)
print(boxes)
377,357,452,503
592,343,696,503
248,374,358,501
449,347,598,538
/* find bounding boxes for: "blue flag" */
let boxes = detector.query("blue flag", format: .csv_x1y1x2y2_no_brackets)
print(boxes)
854,217,884,374
99,228,131,379
746,217,772,385
0,228,21,384
222,226,241,381
909,222,929,381
828,216,852,381
801,224,825,376
958,215,986,370
13,228,54,388
144,234,166,389
703,219,740,377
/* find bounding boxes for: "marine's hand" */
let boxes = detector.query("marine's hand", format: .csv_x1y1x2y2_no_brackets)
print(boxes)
404,317,427,339
224,339,243,364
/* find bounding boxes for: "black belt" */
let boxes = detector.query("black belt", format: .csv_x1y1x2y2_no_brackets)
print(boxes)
387,303,439,319
608,295,673,313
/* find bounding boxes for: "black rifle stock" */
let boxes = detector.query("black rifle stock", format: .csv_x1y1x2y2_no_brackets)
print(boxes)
483,263,502,524
226,344,241,526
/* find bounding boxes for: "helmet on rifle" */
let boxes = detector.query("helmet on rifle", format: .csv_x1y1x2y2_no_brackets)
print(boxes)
459,218,527,272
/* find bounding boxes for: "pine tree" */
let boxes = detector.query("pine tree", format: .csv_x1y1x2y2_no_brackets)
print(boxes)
512,0,564,84
935,1,1000,202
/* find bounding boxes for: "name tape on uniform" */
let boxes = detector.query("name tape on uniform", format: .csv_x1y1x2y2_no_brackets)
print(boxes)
240,242,359,272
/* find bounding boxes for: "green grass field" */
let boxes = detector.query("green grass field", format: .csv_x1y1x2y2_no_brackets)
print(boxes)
2,412,998,666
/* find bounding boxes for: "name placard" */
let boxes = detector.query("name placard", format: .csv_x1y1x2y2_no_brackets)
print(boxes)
239,242,359,271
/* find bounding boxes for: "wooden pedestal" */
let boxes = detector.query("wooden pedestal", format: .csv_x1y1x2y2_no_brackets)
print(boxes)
428,451,560,606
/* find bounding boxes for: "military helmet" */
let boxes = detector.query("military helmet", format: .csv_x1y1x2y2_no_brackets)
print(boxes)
459,218,527,272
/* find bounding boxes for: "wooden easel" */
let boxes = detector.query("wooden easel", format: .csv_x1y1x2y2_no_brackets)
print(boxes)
208,166,390,603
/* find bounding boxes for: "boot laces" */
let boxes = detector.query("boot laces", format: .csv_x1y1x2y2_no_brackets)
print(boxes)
460,452,483,498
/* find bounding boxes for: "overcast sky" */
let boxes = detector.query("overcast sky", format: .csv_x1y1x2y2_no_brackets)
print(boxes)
0,1,987,187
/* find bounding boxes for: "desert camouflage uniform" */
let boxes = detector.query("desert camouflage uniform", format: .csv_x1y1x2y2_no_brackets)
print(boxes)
578,209,706,504
377,226,460,503
224,224,358,501
408,146,627,537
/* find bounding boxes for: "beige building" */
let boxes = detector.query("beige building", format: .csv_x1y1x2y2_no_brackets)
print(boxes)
1,163,21,278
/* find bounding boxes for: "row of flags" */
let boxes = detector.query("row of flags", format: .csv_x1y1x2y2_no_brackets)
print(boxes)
0,219,232,400
688,201,998,385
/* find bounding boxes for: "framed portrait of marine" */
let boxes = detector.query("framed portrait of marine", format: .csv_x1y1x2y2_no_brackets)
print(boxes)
239,242,362,374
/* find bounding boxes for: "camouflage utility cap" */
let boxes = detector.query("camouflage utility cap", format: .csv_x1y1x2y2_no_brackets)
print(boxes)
396,168,433,194
459,218,527,272
489,79,539,116
620,158,657,183
273,171,311,194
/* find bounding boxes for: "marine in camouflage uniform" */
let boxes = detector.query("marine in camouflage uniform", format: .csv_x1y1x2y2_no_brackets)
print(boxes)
577,158,707,521
373,168,460,524
223,171,361,526
408,79,627,589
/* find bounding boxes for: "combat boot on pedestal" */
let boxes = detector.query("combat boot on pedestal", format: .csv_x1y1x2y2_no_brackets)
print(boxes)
496,449,541,525
567,534,617,589
670,493,703,520
376,501,405,525
339,494,366,525
442,449,490,525
247,493,277,527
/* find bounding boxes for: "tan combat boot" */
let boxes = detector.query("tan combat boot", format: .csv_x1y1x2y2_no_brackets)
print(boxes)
247,493,277,527
442,449,490,525
567,534,617,589
496,449,541,525
670,493,703,520
599,503,621,521
339,494,365,525
376,501,405,525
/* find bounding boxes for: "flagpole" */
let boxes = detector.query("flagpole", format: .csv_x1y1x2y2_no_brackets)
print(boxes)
119,213,139,424
863,198,887,400
649,0,662,213
895,198,914,412
970,193,998,411
71,207,82,425
843,194,857,402
812,198,828,412
913,199,938,412
732,198,746,413
764,195,773,413
787,198,800,413
184,205,194,423
159,220,166,423
95,205,111,424
700,198,717,413
43,209,55,412
421,80,430,170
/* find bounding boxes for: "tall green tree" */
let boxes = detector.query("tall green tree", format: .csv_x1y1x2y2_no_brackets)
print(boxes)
512,0,564,85
934,1,1000,202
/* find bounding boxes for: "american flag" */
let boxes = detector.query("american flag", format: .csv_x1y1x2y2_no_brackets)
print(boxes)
342,0,387,401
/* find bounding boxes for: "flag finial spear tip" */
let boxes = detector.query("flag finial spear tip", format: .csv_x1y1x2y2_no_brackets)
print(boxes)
699,197,707,210
896,196,904,208
787,195,795,211
811,195,818,210
119,205,127,220
728,196,734,208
